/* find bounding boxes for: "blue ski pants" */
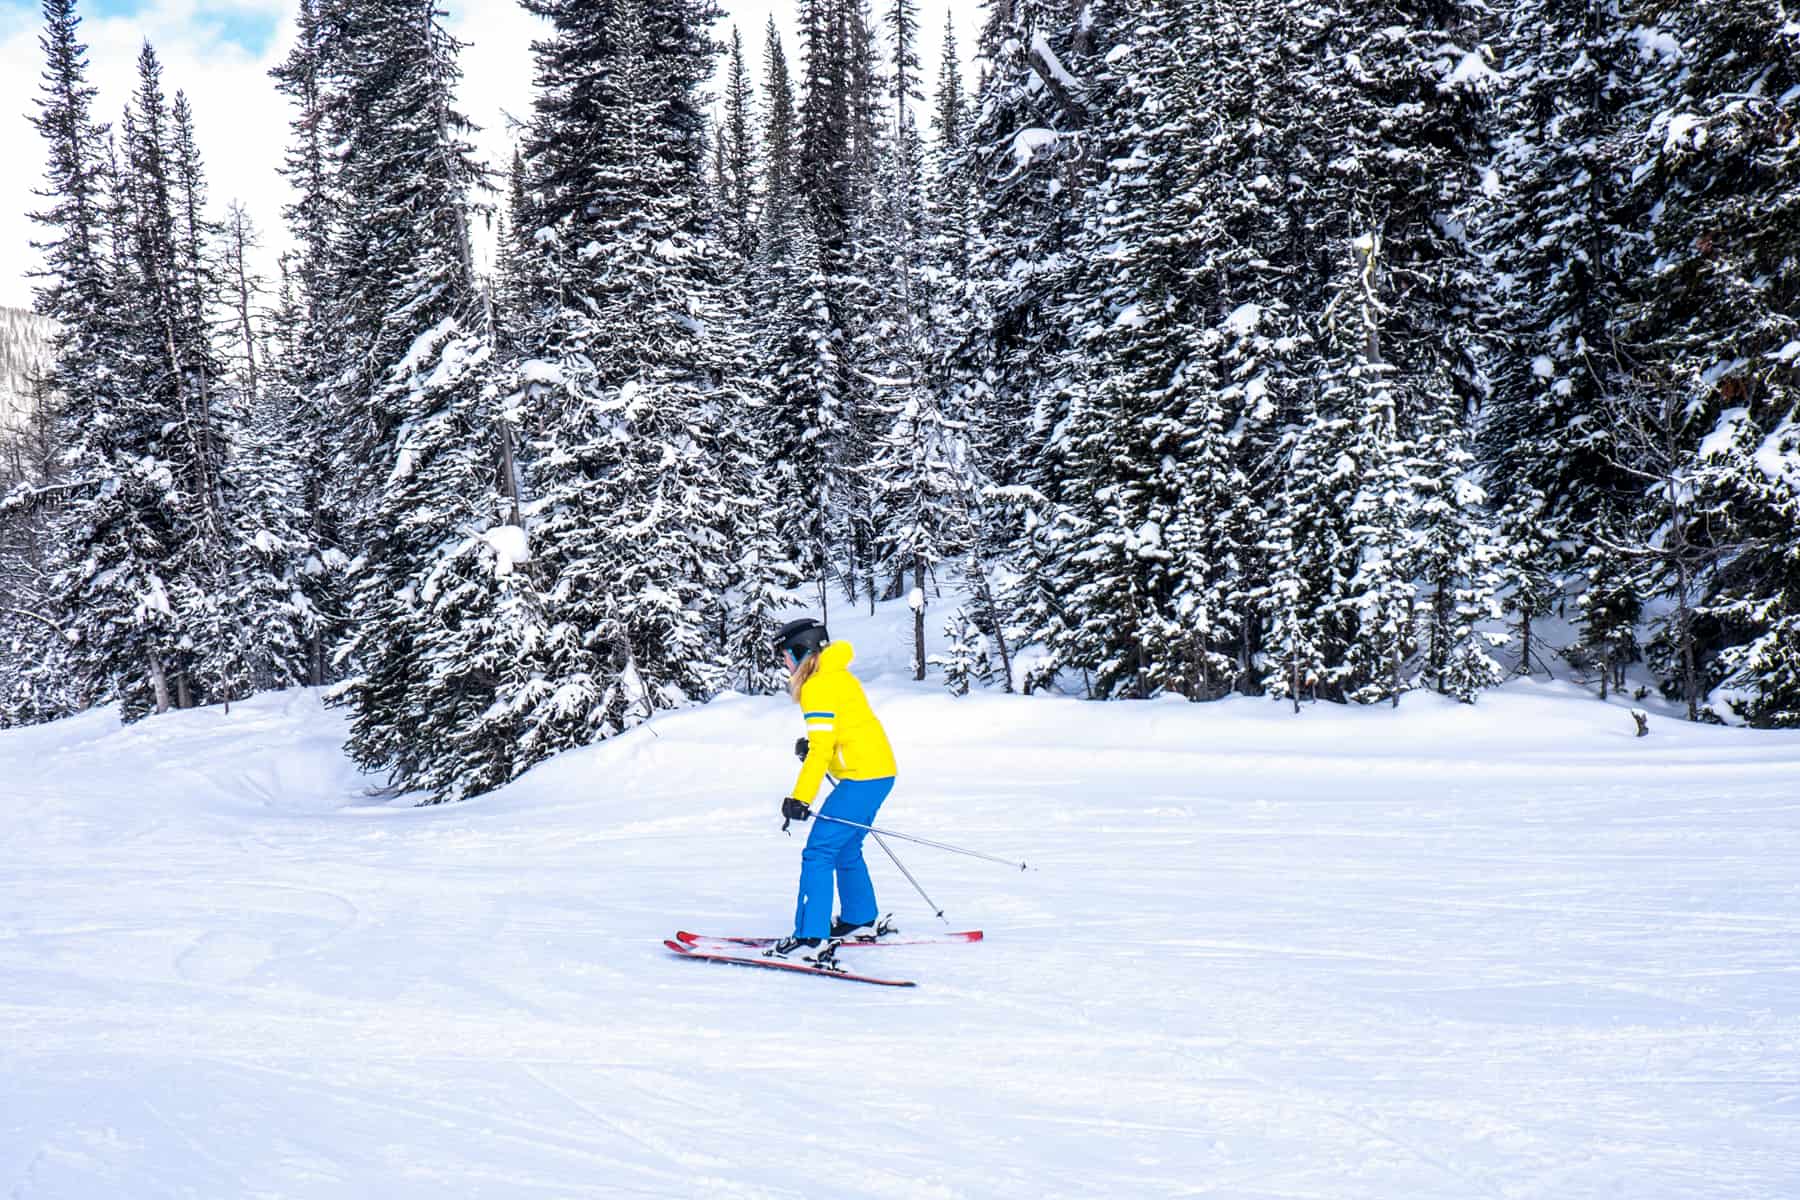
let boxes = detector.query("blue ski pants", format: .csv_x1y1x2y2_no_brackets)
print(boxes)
794,776,894,939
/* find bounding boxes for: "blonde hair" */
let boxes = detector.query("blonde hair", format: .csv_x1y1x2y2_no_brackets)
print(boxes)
787,651,820,703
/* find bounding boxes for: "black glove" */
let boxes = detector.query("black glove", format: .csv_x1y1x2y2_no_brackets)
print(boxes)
782,797,811,823
794,736,810,763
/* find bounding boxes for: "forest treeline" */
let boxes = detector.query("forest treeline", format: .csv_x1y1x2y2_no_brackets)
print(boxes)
2,0,1796,800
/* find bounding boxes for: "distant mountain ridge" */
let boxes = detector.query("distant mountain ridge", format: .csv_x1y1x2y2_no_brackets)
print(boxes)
1,306,54,435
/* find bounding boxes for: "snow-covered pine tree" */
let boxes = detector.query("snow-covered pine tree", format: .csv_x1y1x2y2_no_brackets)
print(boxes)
870,385,982,679
0,375,69,725
36,37,237,718
1616,1,1800,725
321,0,534,798
220,352,314,696
1493,488,1559,677
746,18,802,329
792,0,888,606
1411,401,1507,701
1027,0,1247,699
708,166,792,693
1324,235,1419,707
916,9,1017,691
206,214,314,698
719,26,758,268
921,11,972,313
512,0,735,754
860,0,984,671
956,0,1098,495
1595,371,1741,723
1701,412,1800,726
269,0,351,688
161,82,248,708
362,322,539,800
1575,525,1642,700
14,0,117,718
1275,4,1495,705
929,606,993,696
220,203,263,404
745,15,849,610
1259,464,1336,712
760,16,798,242
1473,0,1643,535
717,400,794,695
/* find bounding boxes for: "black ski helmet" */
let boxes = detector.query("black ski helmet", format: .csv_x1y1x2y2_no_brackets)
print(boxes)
772,617,830,664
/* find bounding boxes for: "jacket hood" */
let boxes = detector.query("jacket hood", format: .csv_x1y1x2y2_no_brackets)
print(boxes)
818,640,854,671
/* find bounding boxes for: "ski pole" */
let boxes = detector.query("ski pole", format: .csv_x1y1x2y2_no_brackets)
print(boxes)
868,832,950,924
814,813,1029,872
801,771,953,920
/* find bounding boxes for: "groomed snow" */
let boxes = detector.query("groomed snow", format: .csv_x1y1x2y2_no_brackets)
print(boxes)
4,601,1799,1198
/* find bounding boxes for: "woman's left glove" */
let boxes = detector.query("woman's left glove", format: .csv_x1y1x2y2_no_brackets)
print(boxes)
781,797,811,823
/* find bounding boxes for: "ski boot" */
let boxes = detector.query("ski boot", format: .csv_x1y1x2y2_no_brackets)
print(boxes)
763,936,843,970
830,913,897,943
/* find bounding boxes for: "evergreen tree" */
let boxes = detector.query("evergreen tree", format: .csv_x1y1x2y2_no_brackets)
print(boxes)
1030,3,1198,697
321,0,532,798
929,606,994,696
269,0,350,688
0,376,71,725
788,0,882,600
511,0,736,758
1576,528,1642,700
957,0,1098,493
31,34,238,718
1618,1,1800,724
1260,464,1336,711
1412,404,1507,701
1493,488,1559,677
20,0,114,716
1324,237,1419,707
719,26,758,265
1474,0,1642,529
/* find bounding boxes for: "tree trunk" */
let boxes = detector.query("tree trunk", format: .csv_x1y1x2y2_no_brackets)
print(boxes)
968,556,1014,693
912,558,926,682
1239,623,1252,696
1677,562,1698,722
498,416,525,529
147,651,171,715
229,212,259,404
1662,449,1700,721
1431,578,1449,690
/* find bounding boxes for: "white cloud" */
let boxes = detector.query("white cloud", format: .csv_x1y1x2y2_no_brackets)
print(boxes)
1,0,977,310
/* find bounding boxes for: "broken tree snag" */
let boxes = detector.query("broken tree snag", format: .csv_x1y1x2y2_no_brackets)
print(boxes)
1029,32,1087,127
1631,709,1650,738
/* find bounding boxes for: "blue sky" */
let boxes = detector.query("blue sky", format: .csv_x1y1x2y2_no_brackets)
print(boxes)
65,0,280,51
0,0,279,57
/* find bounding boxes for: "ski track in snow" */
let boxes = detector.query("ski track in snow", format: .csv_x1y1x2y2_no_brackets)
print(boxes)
3,629,1799,1198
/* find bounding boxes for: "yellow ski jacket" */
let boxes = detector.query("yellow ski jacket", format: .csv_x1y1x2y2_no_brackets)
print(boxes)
791,641,897,805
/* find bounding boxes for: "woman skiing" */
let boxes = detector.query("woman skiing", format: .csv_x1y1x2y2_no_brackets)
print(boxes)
765,617,897,967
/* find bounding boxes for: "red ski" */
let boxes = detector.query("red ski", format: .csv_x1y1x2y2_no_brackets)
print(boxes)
675,928,982,950
663,939,917,987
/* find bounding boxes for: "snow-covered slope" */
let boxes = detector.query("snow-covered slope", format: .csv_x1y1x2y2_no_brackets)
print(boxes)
4,608,1799,1197
0,305,53,435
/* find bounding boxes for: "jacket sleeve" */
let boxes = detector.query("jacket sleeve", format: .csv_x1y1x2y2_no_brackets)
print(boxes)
789,680,839,805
